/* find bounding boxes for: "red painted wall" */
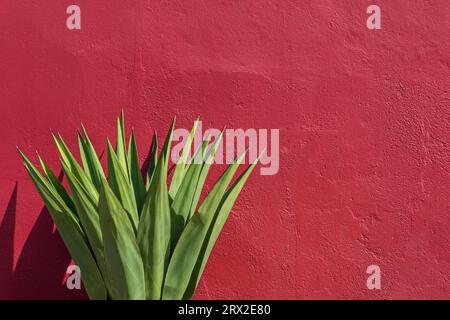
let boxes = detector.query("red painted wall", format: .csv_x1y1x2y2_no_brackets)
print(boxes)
1,0,449,299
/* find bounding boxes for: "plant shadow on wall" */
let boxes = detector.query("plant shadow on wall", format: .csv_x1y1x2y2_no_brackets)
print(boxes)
0,146,156,299
15,113,260,300
0,182,87,299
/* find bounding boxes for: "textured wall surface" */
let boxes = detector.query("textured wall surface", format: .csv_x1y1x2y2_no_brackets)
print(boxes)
1,0,450,299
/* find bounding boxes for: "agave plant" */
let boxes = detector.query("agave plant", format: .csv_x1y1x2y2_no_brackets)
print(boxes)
18,113,258,300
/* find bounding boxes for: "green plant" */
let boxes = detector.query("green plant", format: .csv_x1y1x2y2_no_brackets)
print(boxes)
18,113,259,300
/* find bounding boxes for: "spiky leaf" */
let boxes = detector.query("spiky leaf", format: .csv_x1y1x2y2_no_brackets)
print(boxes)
18,149,107,300
162,152,252,299
137,119,175,299
98,178,146,300
107,140,139,230
115,111,128,176
127,129,146,213
169,118,199,198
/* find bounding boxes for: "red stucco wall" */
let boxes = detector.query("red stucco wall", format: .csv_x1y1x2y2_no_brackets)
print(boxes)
1,1,449,299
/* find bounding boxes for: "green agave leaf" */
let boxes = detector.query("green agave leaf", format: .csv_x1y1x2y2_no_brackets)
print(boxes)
107,140,139,230
81,124,106,182
37,154,76,214
162,119,176,168
115,111,128,176
146,130,158,190
137,118,175,300
52,132,99,204
169,118,199,198
169,136,210,250
183,132,208,173
78,126,105,190
60,160,108,286
187,130,224,220
184,158,259,299
18,149,107,300
51,131,74,170
78,132,94,183
162,151,249,300
127,129,146,213
98,178,146,300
